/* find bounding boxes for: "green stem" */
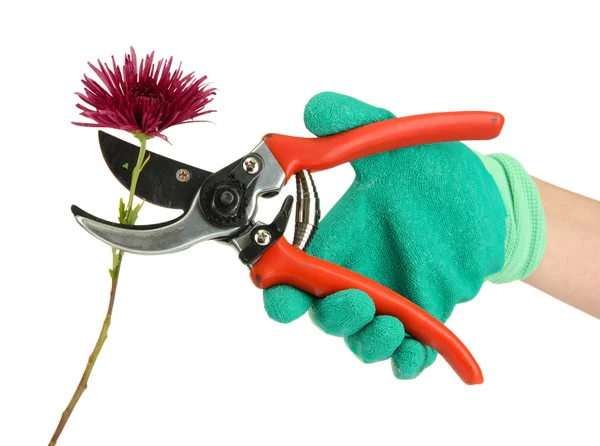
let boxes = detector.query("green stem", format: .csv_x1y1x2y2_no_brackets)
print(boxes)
49,135,149,446
126,136,147,220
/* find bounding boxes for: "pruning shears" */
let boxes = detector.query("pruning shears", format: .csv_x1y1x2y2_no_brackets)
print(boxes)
72,111,505,385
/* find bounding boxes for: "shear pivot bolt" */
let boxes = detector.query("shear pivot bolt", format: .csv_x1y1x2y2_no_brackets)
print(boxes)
254,229,271,246
176,168,191,183
243,157,260,174
219,191,235,205
212,185,241,217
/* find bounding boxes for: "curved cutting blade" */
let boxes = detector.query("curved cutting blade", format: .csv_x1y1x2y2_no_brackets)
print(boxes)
99,131,213,210
71,190,238,255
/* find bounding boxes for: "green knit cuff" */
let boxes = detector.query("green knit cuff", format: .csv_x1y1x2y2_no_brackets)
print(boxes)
475,153,547,283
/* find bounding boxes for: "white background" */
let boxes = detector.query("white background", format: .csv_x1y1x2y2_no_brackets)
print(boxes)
1,1,598,445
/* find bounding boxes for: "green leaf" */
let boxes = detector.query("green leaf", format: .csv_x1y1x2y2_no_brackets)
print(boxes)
109,268,115,279
118,198,126,224
128,200,145,225
122,162,129,169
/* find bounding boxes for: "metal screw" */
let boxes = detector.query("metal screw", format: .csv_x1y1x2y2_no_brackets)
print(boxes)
243,157,260,174
254,229,271,246
176,168,191,183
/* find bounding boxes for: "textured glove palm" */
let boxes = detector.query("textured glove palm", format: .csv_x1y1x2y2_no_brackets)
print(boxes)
263,92,509,378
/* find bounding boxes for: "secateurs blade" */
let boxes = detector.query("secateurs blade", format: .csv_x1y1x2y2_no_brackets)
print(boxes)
72,111,505,385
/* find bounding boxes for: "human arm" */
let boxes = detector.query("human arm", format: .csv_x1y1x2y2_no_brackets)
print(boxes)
523,178,600,318
262,92,599,381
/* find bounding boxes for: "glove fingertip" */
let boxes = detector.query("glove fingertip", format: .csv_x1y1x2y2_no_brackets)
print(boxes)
304,92,395,137
391,338,436,380
345,315,405,364
263,284,314,323
309,289,375,337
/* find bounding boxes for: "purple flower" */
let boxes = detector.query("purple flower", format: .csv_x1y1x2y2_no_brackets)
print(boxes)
73,47,216,141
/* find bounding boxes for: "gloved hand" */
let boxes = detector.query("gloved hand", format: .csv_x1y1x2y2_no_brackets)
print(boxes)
263,92,546,379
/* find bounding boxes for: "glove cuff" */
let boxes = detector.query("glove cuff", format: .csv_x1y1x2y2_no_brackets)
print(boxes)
476,153,547,283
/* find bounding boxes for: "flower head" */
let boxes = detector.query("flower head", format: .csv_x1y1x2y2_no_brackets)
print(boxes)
73,47,216,141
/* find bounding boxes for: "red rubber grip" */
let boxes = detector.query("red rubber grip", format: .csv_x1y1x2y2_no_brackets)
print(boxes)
263,111,504,180
251,238,483,385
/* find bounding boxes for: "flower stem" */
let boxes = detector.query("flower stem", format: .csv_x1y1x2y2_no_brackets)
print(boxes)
126,137,147,218
48,263,122,446
49,135,149,446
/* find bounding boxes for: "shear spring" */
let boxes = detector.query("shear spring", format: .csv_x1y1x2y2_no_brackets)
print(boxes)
293,170,320,251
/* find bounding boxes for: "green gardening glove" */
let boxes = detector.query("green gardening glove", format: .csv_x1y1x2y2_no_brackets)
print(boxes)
263,92,546,379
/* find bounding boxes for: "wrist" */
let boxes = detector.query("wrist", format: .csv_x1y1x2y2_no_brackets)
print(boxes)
476,152,547,283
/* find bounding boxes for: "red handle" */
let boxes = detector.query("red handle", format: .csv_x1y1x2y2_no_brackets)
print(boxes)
251,238,483,385
263,111,504,180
